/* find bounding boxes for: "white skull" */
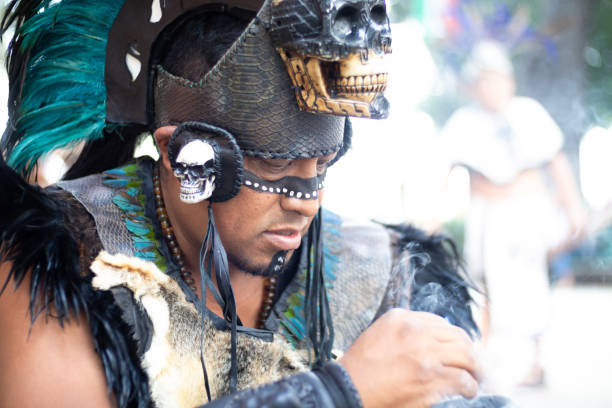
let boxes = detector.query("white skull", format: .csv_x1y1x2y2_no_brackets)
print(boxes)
173,140,216,203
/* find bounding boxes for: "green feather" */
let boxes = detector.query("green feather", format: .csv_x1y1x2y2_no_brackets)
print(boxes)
5,0,126,176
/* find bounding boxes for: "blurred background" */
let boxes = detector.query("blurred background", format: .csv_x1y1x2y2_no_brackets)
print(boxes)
325,1,612,406
1,0,612,406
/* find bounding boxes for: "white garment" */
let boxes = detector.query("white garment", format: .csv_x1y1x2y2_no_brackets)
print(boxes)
442,97,563,184
442,97,566,390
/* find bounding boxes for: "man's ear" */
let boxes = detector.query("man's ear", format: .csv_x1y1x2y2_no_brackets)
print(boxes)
154,126,177,171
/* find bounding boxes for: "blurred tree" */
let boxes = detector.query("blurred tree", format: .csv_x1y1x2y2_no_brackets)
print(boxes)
584,0,612,127
389,0,414,23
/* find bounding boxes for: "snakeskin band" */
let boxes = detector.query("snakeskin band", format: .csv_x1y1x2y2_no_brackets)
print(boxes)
153,12,345,160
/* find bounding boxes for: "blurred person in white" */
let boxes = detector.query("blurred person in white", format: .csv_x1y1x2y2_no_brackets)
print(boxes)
441,40,587,391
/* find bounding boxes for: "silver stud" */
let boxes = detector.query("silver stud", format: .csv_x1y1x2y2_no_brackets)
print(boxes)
262,186,267,191
245,180,252,186
276,188,281,193
290,191,294,196
254,183,259,188
282,188,288,193
297,192,303,198
305,193,311,199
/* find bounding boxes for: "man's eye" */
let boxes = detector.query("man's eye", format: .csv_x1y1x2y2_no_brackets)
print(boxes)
264,160,290,172
316,159,331,174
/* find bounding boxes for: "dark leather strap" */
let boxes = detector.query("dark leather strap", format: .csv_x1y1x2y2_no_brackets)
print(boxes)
200,362,362,407
314,362,364,408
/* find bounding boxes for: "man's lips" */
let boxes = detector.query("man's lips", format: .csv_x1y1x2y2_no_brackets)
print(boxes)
262,228,303,251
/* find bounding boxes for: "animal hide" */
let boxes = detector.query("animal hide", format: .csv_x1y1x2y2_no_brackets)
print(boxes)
91,251,306,408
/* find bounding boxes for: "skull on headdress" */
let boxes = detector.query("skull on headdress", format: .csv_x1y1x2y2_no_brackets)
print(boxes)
269,0,392,118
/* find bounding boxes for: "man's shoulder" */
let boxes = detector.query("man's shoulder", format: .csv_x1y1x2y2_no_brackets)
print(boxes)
57,158,158,260
321,211,479,338
321,208,393,280
509,95,545,110
322,208,392,258
0,160,151,405
0,261,116,407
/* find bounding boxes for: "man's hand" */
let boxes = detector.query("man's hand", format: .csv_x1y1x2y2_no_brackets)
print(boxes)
339,308,481,408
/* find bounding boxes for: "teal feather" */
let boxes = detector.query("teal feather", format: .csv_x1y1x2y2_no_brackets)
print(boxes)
135,251,158,262
102,161,168,270
5,0,126,176
103,178,130,188
125,219,152,237
280,317,306,345
113,193,143,215
279,209,342,346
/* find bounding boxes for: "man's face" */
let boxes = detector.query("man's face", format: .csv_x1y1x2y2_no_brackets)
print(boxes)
473,70,516,113
211,152,337,276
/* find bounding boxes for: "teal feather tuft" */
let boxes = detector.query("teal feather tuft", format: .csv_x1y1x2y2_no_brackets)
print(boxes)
4,0,126,176
102,161,168,270
279,209,341,347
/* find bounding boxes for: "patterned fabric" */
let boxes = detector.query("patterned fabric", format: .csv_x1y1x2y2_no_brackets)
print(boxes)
45,187,104,276
58,173,136,257
276,212,393,352
102,163,168,269
60,160,168,269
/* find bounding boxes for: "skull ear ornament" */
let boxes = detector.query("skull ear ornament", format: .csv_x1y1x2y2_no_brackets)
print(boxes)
174,139,216,203
168,122,243,204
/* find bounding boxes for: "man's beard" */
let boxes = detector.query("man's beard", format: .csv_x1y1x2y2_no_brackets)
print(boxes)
227,250,289,277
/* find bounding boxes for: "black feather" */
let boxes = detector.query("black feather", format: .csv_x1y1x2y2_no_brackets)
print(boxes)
84,284,153,408
0,153,84,325
0,156,151,407
386,224,480,337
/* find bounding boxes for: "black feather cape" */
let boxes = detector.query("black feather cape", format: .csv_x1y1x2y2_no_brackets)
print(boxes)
0,157,151,408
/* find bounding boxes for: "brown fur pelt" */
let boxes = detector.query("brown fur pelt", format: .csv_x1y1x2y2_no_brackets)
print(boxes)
91,251,306,408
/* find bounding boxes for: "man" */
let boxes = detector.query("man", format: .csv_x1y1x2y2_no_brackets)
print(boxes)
0,1,498,407
442,40,587,389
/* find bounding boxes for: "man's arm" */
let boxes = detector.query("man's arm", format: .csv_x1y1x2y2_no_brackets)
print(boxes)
198,309,480,408
0,262,115,408
548,152,588,243
340,308,480,408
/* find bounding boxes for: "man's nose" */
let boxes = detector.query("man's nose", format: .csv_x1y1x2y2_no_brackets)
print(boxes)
279,157,323,217
280,193,322,218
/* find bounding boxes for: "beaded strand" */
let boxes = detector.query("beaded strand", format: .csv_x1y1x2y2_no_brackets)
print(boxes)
153,168,197,291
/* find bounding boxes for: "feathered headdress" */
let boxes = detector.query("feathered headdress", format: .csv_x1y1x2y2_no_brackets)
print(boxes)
428,0,558,75
1,0,126,177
